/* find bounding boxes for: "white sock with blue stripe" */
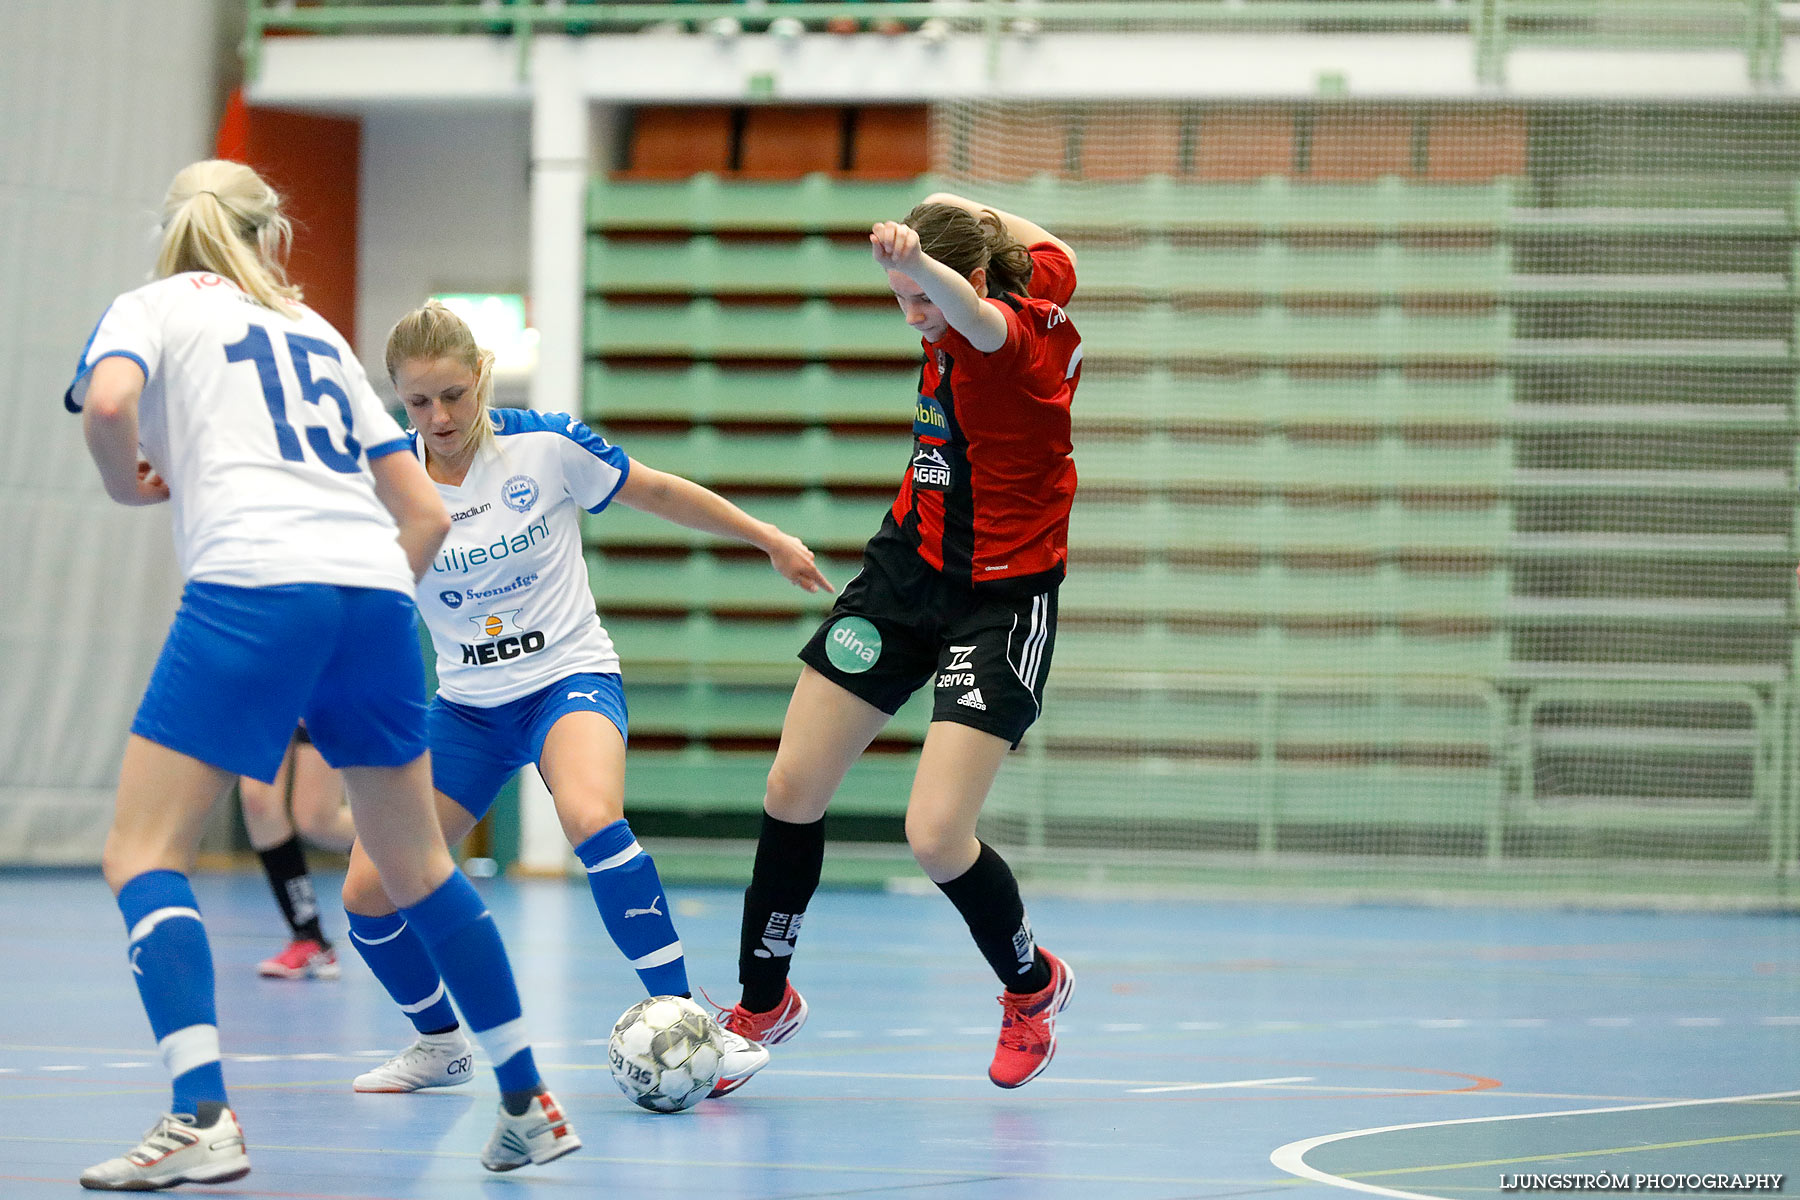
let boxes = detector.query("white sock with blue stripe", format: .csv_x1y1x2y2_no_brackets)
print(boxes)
117,870,226,1117
576,819,689,997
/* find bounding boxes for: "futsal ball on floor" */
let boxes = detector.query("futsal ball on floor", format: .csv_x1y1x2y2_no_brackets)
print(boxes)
608,995,723,1113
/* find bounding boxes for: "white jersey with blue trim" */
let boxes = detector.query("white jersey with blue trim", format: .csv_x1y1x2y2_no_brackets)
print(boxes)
64,272,414,594
416,408,631,707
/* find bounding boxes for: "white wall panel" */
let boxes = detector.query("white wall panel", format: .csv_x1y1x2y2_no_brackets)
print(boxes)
356,107,532,382
0,0,224,861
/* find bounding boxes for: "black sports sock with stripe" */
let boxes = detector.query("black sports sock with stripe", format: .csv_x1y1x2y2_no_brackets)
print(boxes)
257,836,328,946
936,842,1052,995
737,812,826,1013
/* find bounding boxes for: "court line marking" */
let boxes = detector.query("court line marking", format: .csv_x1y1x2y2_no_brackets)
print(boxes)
1132,1076,1314,1094
1348,1128,1800,1179
1269,1088,1800,1200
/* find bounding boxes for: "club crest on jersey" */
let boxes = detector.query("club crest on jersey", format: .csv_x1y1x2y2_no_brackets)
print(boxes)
935,349,947,374
502,474,539,513
912,444,952,491
461,608,547,665
439,590,464,610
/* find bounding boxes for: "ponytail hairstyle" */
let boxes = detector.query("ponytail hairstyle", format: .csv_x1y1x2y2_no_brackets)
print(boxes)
384,300,499,461
155,160,302,318
901,202,1034,298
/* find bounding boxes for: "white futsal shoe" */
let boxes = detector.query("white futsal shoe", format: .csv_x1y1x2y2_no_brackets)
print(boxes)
481,1091,581,1171
707,1020,771,1098
353,1029,475,1092
80,1109,250,1191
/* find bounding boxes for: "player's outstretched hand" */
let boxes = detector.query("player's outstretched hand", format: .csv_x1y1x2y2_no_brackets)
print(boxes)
765,529,834,594
870,220,925,275
133,458,171,505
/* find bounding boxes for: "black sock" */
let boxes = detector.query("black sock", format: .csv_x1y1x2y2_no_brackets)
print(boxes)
935,842,1051,995
738,812,826,1012
500,1084,544,1117
257,836,328,946
190,1100,226,1127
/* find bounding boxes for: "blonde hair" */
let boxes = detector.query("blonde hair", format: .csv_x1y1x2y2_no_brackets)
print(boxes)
156,160,302,318
385,300,499,461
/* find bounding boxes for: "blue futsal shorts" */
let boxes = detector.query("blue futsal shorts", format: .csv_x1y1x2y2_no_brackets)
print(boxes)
427,672,628,820
132,581,430,783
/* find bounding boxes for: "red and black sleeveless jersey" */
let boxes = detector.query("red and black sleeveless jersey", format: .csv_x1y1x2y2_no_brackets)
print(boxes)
889,243,1083,595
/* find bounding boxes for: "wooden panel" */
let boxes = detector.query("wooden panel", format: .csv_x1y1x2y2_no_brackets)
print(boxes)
1426,110,1528,181
1309,110,1414,181
1193,109,1294,181
1080,107,1184,180
849,106,929,180
621,106,733,178
739,106,844,179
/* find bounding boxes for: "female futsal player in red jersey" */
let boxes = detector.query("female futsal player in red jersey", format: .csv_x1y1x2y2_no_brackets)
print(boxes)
719,193,1083,1089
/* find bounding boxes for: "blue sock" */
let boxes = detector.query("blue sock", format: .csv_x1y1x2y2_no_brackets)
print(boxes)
576,820,689,997
345,909,459,1035
117,870,226,1117
400,871,540,1095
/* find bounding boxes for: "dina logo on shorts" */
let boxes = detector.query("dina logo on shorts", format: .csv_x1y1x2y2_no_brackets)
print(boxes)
824,617,881,675
439,590,464,609
502,474,539,513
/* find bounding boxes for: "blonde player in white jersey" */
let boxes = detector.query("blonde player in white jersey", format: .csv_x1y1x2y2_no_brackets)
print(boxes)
339,301,831,1099
66,162,579,1190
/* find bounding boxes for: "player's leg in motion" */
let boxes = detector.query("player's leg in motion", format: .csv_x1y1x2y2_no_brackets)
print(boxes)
341,757,579,1171
725,668,891,1051
240,735,339,980
907,722,1072,1089
540,709,689,995
341,798,476,1095
81,737,251,1192
534,699,765,1096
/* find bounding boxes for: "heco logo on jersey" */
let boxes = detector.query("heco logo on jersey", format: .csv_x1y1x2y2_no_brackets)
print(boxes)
433,515,549,575
460,608,548,665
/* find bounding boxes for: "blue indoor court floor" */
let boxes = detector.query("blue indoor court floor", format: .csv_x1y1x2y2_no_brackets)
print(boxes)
0,868,1796,1199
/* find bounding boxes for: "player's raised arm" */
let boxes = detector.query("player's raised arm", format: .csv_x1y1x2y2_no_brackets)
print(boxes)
615,461,833,594
872,219,1008,353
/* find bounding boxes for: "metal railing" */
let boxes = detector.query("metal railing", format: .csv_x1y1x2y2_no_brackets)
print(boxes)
244,1,1787,87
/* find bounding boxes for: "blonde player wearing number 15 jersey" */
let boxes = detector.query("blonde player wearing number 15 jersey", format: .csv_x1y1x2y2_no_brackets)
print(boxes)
64,160,578,1191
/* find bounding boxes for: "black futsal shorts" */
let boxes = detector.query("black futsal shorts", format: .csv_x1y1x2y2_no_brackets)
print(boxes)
798,518,1058,748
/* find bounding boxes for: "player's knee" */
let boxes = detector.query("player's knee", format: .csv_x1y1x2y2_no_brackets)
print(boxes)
763,760,828,823
339,855,387,914
99,833,138,894
237,782,279,823
904,813,966,878
294,806,341,844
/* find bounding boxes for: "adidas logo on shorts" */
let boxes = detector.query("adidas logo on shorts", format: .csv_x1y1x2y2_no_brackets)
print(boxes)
957,688,987,711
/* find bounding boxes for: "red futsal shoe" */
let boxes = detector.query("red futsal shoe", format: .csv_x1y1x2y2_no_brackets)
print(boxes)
718,981,809,1047
988,948,1074,1089
257,938,339,980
